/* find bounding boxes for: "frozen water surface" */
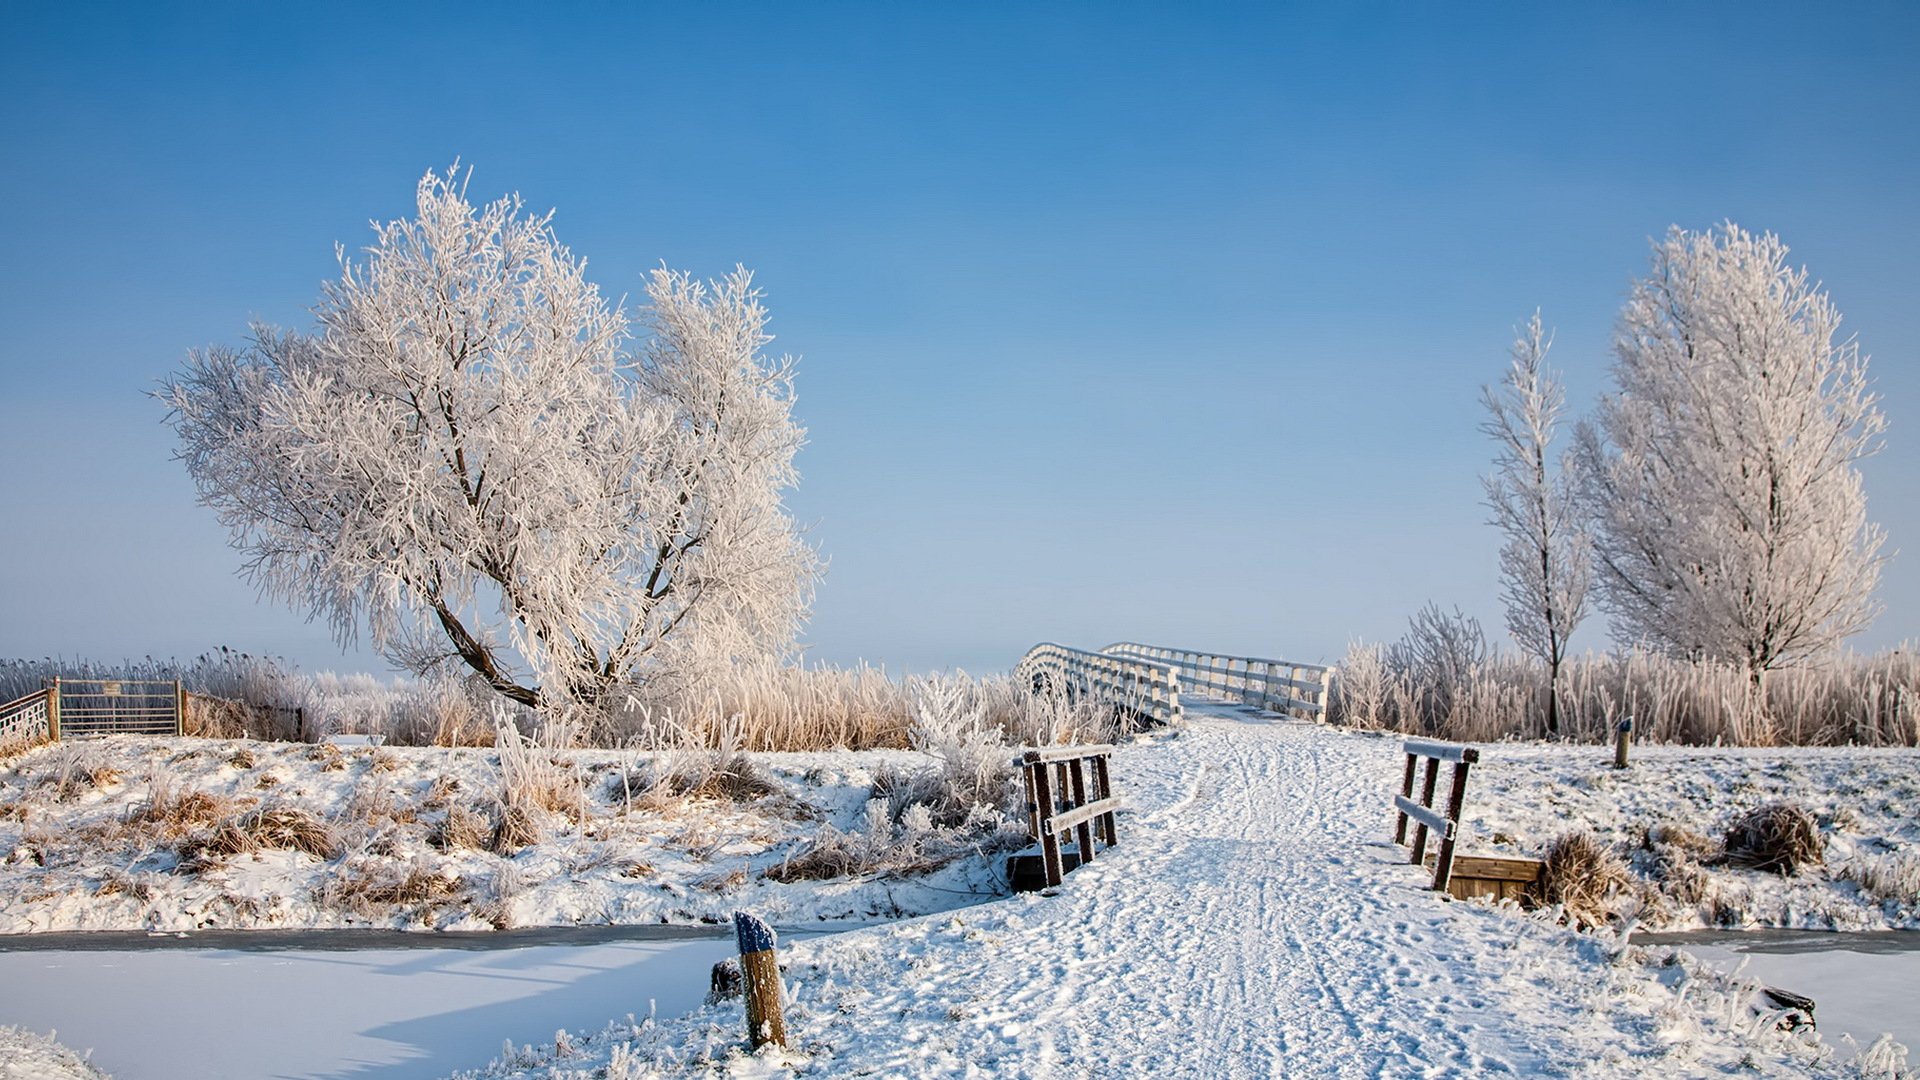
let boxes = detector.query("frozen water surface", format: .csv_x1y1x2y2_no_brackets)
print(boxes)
0,931,738,1079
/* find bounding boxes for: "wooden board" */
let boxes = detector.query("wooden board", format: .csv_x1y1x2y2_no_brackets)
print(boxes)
1424,852,1544,906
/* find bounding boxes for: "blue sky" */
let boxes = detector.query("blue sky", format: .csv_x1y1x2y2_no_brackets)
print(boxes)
2,3,1917,678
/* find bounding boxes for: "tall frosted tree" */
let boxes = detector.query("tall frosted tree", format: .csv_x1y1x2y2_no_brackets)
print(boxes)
1574,224,1886,678
1481,312,1588,735
161,168,818,712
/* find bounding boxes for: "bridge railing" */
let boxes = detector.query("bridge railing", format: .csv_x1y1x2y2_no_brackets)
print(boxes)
1101,642,1333,721
1015,643,1182,728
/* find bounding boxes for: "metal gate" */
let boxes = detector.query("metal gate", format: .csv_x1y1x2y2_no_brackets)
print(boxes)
51,678,183,737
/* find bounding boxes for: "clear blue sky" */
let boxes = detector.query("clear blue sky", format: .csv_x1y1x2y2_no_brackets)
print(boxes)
3,2,1916,678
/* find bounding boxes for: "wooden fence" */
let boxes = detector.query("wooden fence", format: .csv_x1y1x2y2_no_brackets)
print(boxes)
1017,744,1121,888
1390,737,1478,892
1101,642,1333,721
1015,643,1182,728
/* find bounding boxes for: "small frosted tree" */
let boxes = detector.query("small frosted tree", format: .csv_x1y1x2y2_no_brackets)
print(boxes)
161,167,818,712
1481,312,1589,735
1574,223,1886,679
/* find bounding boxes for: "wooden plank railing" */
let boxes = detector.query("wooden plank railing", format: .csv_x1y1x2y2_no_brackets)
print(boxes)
1102,641,1333,721
1019,744,1121,888
1390,737,1479,892
1015,643,1182,728
0,688,55,752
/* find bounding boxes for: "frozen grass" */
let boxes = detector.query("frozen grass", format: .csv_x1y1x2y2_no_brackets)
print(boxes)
1332,641,1920,746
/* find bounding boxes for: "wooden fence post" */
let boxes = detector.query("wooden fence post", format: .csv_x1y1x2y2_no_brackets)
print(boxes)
1613,716,1633,770
1028,752,1063,886
174,680,186,737
1430,751,1477,892
1409,757,1440,865
733,911,786,1049
1393,752,1417,844
46,679,60,742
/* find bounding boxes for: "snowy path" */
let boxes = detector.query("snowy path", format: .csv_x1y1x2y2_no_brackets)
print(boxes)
473,706,1843,1078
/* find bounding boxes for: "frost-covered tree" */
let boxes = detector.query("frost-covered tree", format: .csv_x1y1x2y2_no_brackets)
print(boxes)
1574,223,1886,678
161,167,818,712
1481,312,1589,735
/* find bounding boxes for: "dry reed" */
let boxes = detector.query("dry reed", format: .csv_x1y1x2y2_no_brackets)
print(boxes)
1331,643,1919,747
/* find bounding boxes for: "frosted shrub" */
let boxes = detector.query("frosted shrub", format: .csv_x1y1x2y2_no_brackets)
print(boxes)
1330,641,1391,729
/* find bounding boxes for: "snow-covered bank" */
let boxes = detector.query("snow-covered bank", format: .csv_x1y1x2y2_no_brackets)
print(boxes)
1457,740,1920,930
0,736,1019,934
459,711,1898,1078
0,1026,111,1080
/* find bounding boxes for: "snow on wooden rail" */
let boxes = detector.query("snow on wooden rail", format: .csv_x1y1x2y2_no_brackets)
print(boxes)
1101,642,1333,720
1016,744,1120,888
1014,643,1182,728
1390,737,1480,893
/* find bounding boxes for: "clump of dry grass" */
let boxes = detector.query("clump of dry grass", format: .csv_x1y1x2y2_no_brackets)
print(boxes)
490,803,541,853
129,778,245,839
652,752,779,804
492,712,586,821
189,805,341,864
43,748,123,801
1541,830,1636,928
227,747,257,769
320,857,460,918
1642,823,1720,906
763,832,868,883
431,803,492,851
1724,802,1824,875
422,773,461,809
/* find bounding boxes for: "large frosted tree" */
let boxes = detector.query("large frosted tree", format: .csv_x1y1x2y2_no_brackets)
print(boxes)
1574,223,1885,678
1481,312,1588,735
161,167,818,711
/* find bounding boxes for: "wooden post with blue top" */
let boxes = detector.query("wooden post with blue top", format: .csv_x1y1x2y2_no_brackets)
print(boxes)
734,911,787,1049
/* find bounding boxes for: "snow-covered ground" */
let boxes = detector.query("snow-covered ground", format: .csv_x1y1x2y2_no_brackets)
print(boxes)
458,707,1901,1078
0,737,1011,934
1455,740,1920,930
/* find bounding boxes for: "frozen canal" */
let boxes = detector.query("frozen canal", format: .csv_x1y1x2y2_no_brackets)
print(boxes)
1645,929,1920,1058
0,927,741,1079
